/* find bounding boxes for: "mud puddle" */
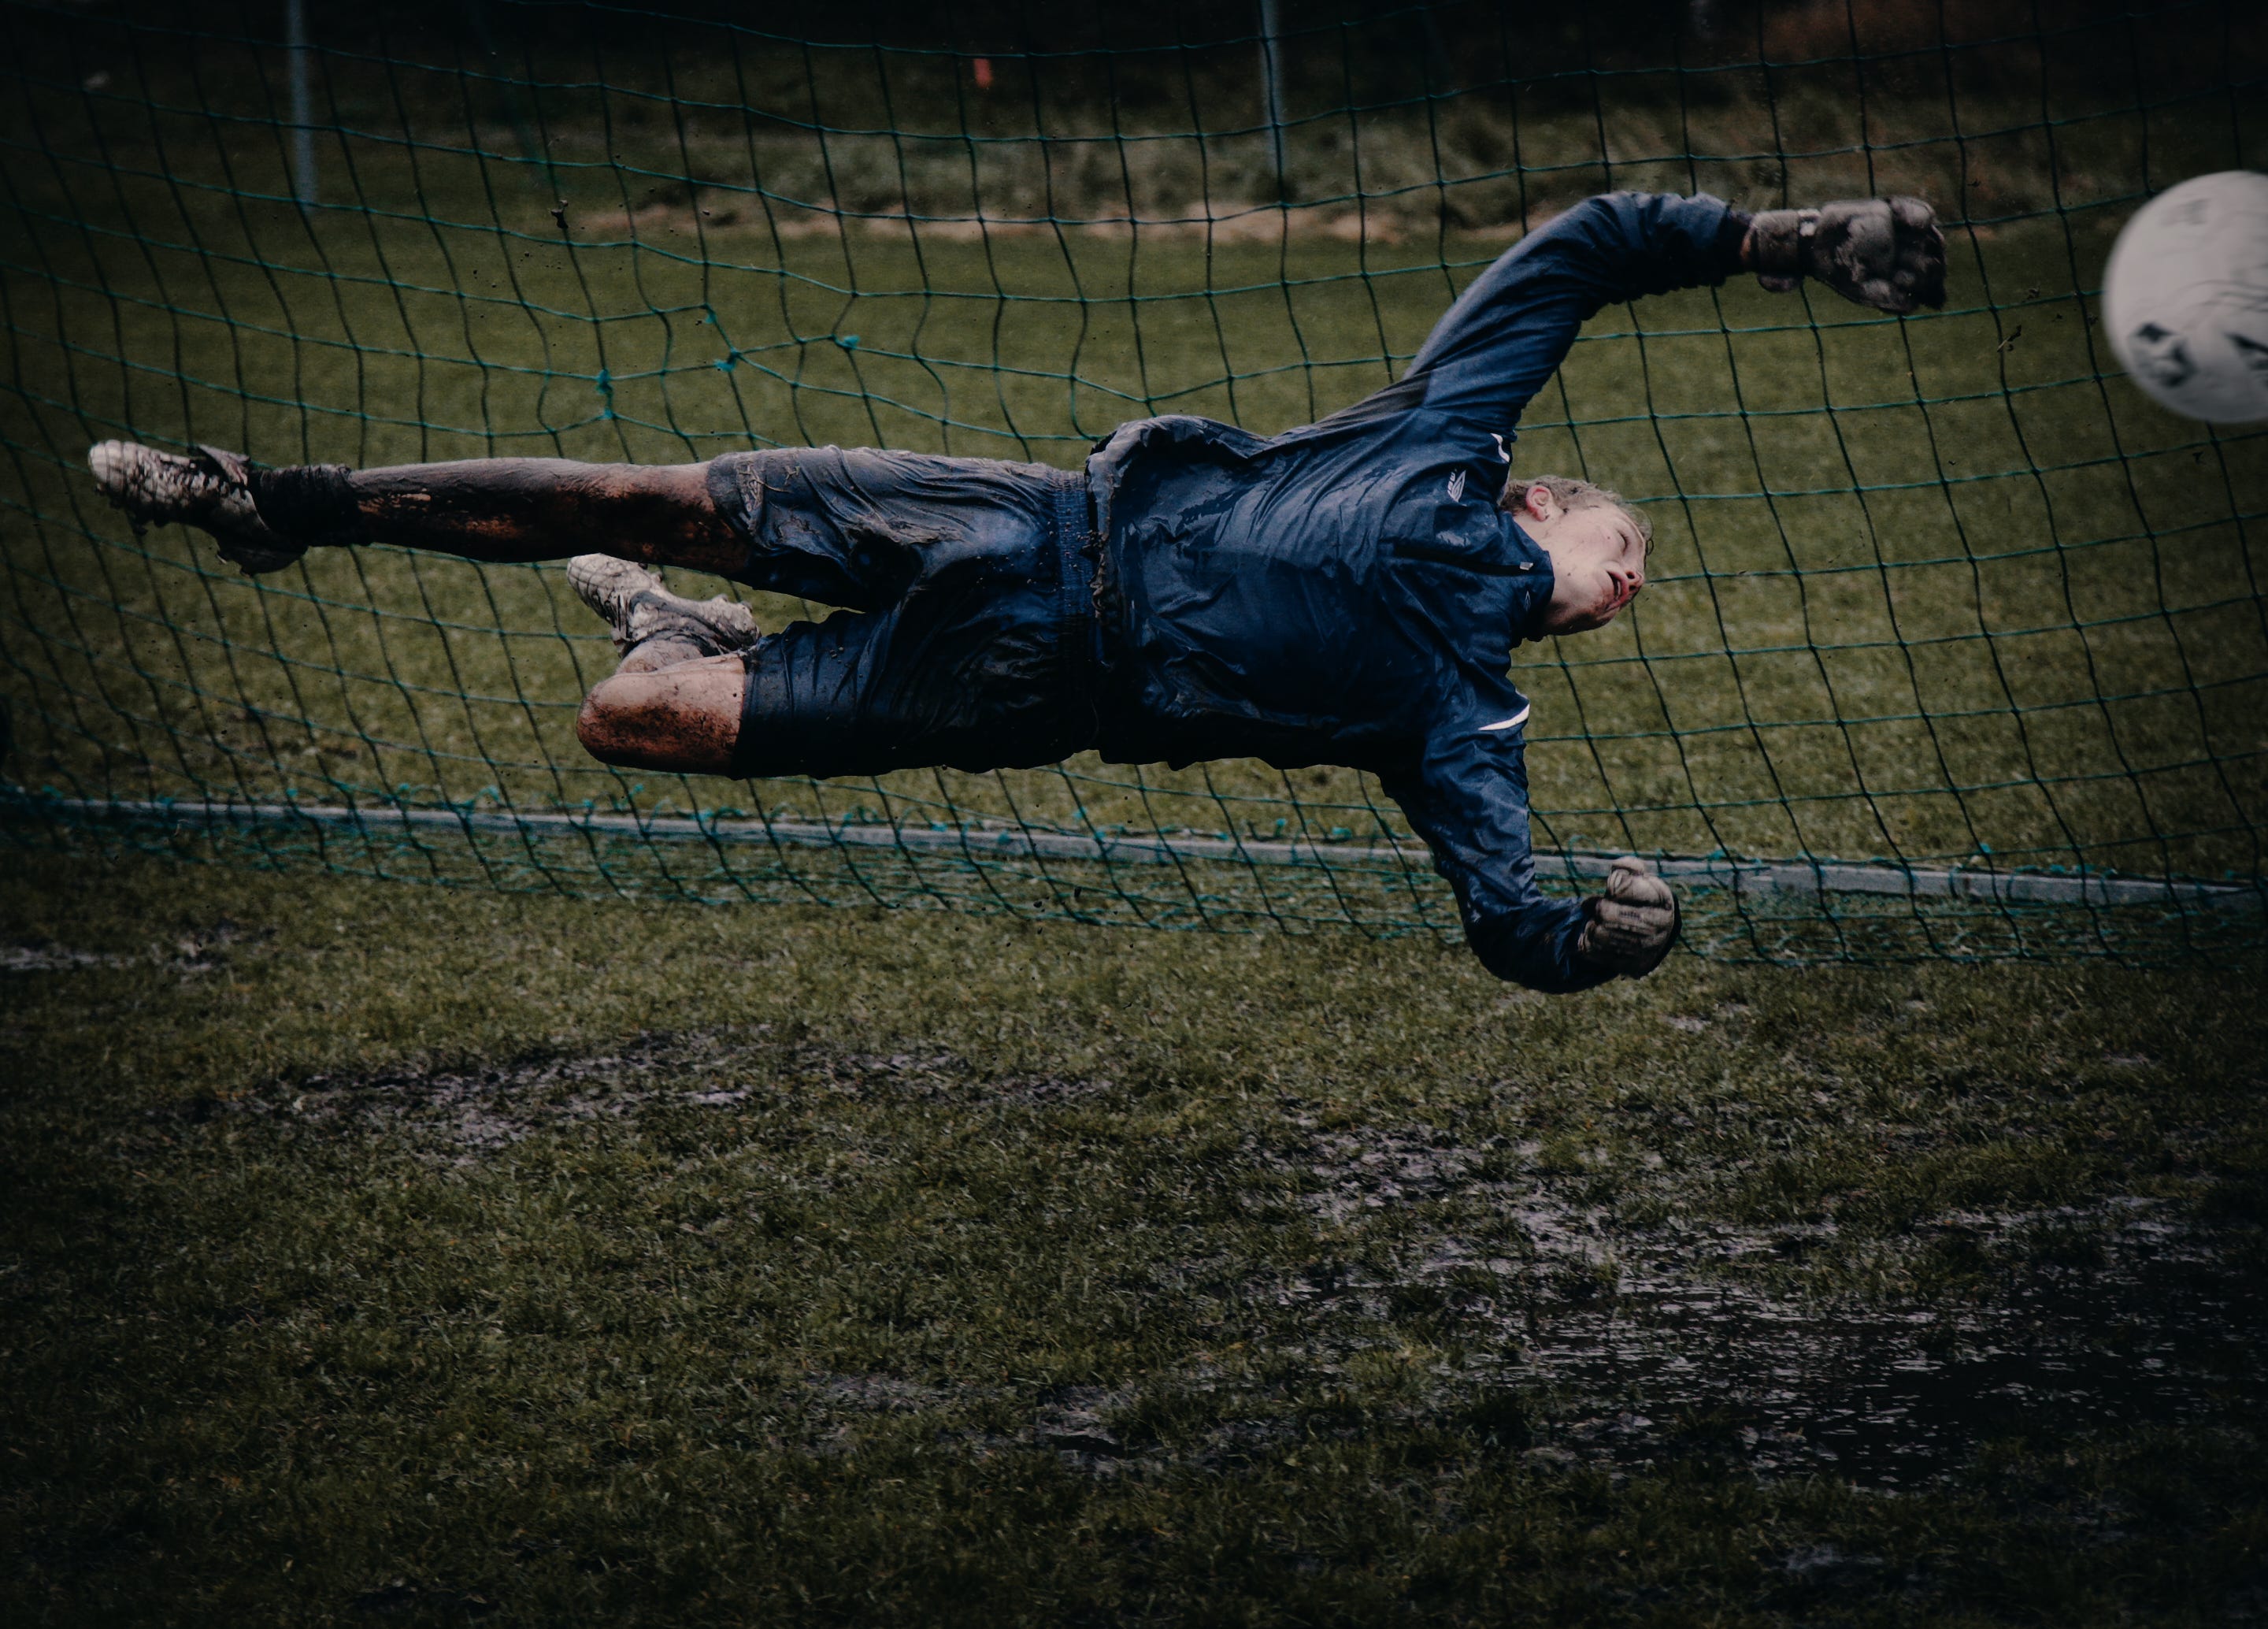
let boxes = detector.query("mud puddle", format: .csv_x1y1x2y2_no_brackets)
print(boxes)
1515,1219,2261,1484
214,1052,2267,1485
1288,1126,2265,1485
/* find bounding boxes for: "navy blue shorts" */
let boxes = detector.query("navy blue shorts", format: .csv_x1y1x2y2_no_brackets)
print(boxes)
706,447,1101,778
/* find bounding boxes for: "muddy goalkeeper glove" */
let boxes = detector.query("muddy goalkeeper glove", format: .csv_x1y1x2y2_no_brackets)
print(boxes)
1576,856,1680,978
1745,197,1947,314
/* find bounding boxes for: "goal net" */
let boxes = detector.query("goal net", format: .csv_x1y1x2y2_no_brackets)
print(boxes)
2,0,2263,963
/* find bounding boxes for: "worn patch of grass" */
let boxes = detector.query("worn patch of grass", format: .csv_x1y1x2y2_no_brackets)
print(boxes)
3,852,2266,1623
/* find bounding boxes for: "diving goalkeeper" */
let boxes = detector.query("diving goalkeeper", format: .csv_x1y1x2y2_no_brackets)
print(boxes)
87,192,1945,993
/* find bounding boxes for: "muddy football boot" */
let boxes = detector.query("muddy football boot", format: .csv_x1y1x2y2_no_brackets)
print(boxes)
86,440,307,576
565,554,759,659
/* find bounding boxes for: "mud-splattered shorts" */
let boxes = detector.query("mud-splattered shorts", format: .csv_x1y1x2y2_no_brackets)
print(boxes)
705,446,1101,778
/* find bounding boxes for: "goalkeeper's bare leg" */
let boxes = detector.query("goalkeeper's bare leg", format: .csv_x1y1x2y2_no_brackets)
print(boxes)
85,444,743,570
87,444,754,774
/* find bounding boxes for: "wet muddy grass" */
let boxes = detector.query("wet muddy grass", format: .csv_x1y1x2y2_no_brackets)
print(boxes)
5,852,2268,1623
206,1030,2267,1491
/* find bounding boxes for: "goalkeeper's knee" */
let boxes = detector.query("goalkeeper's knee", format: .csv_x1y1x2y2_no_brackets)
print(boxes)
574,655,747,776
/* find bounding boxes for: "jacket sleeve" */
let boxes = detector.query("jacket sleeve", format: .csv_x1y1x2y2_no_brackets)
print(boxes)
1407,191,1749,432
1379,725,1614,995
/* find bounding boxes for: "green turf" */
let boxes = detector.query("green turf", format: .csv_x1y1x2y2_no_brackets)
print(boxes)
7,17,2268,1623
3,852,2266,1624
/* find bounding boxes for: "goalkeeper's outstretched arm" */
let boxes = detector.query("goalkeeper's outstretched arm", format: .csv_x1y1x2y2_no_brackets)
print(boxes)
1382,190,1941,989
1403,190,1946,442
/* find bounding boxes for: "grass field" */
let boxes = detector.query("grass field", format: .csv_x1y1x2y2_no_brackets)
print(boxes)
6,9,2268,1623
4,852,2268,1623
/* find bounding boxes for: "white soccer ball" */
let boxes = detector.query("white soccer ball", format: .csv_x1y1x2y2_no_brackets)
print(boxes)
2103,170,2268,424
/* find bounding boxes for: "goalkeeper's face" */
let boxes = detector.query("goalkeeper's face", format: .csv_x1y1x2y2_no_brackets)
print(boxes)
1518,488,1648,636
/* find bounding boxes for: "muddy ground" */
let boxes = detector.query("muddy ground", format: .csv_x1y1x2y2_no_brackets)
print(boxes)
7,857,2267,1623
196,1030,2266,1496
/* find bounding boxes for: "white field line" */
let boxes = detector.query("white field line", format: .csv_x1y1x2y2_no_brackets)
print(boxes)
19,795,2264,911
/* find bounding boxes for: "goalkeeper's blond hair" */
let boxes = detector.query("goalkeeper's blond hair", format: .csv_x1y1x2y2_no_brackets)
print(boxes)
1501,474,1652,555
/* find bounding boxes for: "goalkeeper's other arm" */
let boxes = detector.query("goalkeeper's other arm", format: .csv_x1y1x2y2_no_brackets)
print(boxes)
1574,856,1681,979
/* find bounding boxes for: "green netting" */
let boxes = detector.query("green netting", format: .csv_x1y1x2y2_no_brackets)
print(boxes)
2,0,2264,963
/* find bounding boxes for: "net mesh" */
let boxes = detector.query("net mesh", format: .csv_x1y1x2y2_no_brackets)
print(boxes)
2,0,2263,963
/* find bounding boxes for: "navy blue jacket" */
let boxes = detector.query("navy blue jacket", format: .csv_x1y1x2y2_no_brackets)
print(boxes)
1084,191,1748,992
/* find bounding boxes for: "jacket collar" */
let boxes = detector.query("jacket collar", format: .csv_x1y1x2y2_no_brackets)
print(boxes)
1504,517,1556,644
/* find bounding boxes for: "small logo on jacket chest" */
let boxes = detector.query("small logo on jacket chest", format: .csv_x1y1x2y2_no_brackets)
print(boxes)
1446,469,1466,503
